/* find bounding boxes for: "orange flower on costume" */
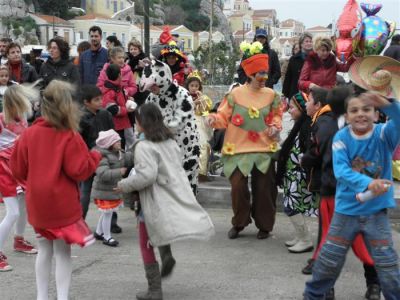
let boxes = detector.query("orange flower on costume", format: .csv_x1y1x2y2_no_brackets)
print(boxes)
248,106,259,119
269,142,279,152
222,143,236,155
232,114,244,126
264,112,274,126
248,131,260,142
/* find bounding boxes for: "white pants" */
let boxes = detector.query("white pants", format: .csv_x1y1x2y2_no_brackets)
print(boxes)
0,194,27,251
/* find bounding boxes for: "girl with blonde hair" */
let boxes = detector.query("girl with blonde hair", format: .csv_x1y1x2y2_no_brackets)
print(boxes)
11,80,102,299
0,84,39,272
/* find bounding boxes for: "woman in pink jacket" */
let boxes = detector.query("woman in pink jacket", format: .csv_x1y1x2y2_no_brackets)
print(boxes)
298,37,354,93
97,47,137,149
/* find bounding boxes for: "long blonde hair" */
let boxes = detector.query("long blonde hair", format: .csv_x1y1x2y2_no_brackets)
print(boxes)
41,80,81,131
3,84,37,124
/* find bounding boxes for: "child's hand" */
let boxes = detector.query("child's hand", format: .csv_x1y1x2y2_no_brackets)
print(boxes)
113,186,123,193
367,179,392,196
207,115,216,127
120,168,127,176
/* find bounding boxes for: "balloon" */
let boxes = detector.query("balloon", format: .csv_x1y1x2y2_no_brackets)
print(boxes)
357,2,396,56
335,0,363,63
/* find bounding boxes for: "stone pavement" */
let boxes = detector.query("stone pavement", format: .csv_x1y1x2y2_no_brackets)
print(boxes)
1,205,400,300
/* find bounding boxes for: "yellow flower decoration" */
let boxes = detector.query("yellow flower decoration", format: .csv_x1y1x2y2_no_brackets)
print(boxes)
222,143,236,155
248,106,260,119
249,41,264,55
201,111,210,117
269,142,279,153
169,40,177,46
239,41,251,53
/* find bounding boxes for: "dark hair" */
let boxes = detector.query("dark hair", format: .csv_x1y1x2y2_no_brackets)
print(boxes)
135,103,174,142
299,32,313,49
106,36,122,47
5,42,21,55
106,64,121,81
291,43,299,56
310,87,328,106
77,41,91,54
391,34,400,45
0,37,12,44
327,86,352,116
80,85,102,104
89,26,102,36
48,37,70,60
185,77,203,92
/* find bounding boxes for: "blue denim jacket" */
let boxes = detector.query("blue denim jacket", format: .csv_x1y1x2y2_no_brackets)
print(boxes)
79,47,108,85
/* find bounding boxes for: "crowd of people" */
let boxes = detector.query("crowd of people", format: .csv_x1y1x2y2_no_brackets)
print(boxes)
0,23,399,300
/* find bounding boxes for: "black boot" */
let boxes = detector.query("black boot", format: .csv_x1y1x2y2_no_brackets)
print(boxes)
136,262,163,300
111,212,122,233
364,264,381,300
158,244,176,278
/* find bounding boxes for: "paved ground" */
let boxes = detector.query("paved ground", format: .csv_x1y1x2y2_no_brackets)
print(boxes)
1,205,399,300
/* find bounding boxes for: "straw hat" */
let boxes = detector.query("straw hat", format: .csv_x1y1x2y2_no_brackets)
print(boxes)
348,55,400,98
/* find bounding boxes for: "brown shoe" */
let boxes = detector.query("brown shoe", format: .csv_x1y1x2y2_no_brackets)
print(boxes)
256,230,270,239
228,227,243,239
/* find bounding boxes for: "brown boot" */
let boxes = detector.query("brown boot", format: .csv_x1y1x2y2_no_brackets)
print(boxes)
136,262,163,300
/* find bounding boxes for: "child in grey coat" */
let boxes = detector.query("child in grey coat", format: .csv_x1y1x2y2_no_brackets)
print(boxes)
91,129,133,247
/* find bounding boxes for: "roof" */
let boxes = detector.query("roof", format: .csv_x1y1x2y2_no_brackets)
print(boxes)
232,29,253,36
253,9,276,17
306,26,330,31
73,13,110,20
279,37,299,45
34,14,70,25
280,19,301,28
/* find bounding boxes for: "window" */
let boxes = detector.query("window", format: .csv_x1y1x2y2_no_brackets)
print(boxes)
113,0,118,13
120,1,124,10
121,33,126,46
106,0,110,9
79,31,84,39
188,39,191,49
113,32,116,36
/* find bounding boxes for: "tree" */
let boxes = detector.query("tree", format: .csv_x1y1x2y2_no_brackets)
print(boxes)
164,5,186,25
193,41,239,85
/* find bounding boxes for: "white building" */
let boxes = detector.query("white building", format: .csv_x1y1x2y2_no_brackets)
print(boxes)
30,14,75,45
279,19,305,39
306,26,332,38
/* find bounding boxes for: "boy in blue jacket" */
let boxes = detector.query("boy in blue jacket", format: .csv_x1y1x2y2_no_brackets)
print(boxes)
304,87,400,299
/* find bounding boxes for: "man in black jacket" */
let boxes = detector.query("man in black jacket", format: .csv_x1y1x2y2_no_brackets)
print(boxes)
237,28,281,88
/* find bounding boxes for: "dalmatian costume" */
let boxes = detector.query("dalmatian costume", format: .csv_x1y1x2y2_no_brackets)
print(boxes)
140,59,200,193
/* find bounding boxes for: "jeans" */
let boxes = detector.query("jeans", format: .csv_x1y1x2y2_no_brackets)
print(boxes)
304,210,400,300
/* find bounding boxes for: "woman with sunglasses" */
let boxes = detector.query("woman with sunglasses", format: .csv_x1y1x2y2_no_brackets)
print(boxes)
207,42,284,240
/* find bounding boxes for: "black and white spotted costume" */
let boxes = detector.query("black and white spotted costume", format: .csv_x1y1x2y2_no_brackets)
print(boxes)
140,59,200,193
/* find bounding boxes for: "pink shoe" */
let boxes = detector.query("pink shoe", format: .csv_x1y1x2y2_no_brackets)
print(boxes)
0,252,13,272
14,236,38,254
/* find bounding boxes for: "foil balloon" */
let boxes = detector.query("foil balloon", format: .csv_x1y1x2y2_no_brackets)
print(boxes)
357,2,396,56
335,0,362,63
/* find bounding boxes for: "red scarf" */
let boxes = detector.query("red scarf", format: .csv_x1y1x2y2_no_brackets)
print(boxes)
9,62,22,83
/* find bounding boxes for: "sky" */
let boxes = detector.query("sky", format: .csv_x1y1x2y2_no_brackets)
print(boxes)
249,0,400,29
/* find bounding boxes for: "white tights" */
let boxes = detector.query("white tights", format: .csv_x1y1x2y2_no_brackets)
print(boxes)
35,238,72,300
95,211,112,240
0,194,27,251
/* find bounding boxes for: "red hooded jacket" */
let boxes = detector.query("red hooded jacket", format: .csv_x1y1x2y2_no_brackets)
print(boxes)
97,63,137,97
101,80,131,131
298,52,354,92
10,118,101,229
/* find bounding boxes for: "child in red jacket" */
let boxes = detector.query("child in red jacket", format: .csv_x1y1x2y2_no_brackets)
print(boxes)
101,64,135,150
0,84,39,272
10,80,101,300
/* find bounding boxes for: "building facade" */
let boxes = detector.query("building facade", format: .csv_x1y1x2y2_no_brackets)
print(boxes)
81,0,132,16
30,14,74,45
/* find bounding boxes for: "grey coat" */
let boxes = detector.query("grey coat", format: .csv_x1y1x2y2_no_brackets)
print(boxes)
91,148,133,200
118,139,215,246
